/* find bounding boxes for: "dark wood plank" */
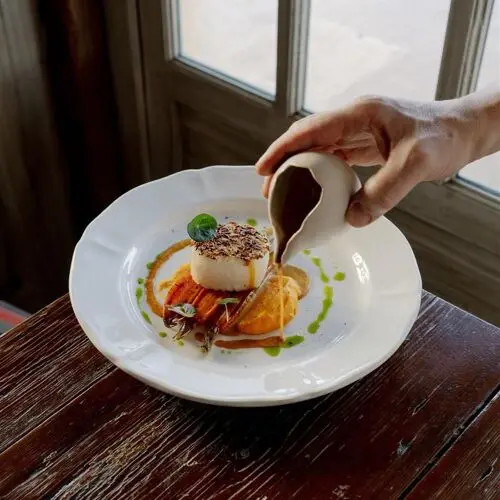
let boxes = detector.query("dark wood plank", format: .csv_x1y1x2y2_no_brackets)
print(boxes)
0,297,114,453
407,391,500,500
1,293,499,499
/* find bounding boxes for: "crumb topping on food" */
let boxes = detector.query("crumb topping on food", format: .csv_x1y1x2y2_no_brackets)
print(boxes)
194,222,269,262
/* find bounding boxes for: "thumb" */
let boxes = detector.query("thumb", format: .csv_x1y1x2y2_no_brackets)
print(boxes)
346,141,428,227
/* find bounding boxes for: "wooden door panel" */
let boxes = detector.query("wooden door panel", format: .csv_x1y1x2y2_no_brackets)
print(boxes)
180,109,266,169
180,105,267,159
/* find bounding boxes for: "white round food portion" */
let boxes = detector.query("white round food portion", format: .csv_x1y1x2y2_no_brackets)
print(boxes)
190,222,270,291
191,250,269,291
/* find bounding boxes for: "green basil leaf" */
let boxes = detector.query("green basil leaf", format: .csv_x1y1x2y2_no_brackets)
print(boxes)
168,303,196,318
187,213,218,242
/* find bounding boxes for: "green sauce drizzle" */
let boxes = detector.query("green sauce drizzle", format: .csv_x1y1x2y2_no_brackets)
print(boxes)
146,262,154,270
246,218,257,227
158,331,167,338
135,279,153,326
141,311,152,324
334,271,346,281
307,285,333,334
282,335,305,348
263,335,305,356
302,249,311,256
311,256,329,283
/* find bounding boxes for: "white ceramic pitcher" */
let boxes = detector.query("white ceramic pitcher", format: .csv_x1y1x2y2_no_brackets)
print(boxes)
268,151,360,264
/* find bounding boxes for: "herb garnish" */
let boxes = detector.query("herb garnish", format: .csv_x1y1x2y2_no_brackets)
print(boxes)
168,303,196,318
187,213,218,242
218,297,240,322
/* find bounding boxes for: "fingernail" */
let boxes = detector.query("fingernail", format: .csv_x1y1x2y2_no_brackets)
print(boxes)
346,201,373,227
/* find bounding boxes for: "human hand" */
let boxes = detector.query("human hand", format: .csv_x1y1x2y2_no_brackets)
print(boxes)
256,90,499,227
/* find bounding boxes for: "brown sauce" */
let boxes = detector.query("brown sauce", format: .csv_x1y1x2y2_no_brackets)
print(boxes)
248,261,256,289
272,166,322,263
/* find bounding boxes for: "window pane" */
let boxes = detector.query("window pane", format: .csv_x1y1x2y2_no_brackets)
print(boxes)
459,1,500,195
459,153,500,195
178,0,277,95
304,0,451,111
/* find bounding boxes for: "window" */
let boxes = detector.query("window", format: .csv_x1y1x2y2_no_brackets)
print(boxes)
304,0,451,111
177,0,278,96
459,0,500,194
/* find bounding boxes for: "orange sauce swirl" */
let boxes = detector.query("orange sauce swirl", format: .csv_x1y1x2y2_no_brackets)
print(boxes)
145,239,192,317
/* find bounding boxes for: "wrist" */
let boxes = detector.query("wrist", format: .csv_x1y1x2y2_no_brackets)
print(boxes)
451,87,500,163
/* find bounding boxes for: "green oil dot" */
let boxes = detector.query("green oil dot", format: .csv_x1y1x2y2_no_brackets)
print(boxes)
137,278,144,285
141,311,152,324
303,249,311,256
307,322,320,334
334,271,346,282
177,339,185,347
158,331,167,338
263,335,305,356
135,287,143,303
146,262,154,270
264,346,281,357
246,218,257,227
281,335,305,348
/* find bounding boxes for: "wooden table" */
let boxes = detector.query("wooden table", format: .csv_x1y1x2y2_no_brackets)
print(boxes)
0,293,498,499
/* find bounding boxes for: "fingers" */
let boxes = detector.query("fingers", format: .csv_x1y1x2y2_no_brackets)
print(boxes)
256,108,367,176
346,140,429,227
255,117,322,177
261,175,272,198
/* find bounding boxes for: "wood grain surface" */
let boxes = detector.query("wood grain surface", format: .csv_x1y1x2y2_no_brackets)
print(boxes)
0,293,498,499
0,297,114,452
408,392,500,500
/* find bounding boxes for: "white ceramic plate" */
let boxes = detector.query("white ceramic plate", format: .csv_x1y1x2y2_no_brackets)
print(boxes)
70,166,421,407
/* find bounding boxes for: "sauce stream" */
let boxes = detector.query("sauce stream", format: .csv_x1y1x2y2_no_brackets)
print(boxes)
278,264,284,336
248,261,255,289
